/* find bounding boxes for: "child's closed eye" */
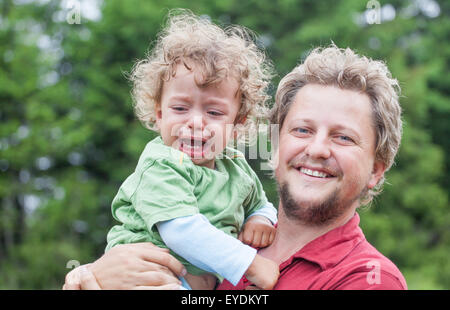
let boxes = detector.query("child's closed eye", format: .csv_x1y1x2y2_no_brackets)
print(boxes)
171,106,188,112
207,110,224,116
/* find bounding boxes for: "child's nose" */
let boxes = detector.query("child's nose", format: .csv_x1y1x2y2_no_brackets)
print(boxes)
186,114,205,131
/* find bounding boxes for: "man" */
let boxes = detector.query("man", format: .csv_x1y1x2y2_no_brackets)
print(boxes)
64,44,407,290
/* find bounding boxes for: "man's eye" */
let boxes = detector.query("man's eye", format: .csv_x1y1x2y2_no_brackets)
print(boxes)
294,128,309,134
338,135,355,143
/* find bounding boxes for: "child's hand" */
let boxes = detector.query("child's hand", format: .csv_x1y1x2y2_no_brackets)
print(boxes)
245,254,279,290
238,215,276,248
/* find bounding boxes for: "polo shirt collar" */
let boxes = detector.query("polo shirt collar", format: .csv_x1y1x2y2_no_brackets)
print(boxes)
283,213,365,271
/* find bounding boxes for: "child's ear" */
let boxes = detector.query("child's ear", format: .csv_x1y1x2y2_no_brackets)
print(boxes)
155,104,162,129
235,114,247,125
231,114,247,140
368,160,386,189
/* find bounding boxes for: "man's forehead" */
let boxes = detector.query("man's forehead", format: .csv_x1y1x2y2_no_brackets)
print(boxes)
281,84,374,138
296,83,369,102
289,84,372,117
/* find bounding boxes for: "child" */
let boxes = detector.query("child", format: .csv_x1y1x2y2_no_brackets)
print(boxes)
106,10,279,290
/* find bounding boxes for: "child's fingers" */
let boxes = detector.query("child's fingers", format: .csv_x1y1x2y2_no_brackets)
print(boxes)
269,229,276,244
260,231,270,247
238,231,244,242
258,226,277,247
269,230,275,244
251,230,263,248
241,228,255,246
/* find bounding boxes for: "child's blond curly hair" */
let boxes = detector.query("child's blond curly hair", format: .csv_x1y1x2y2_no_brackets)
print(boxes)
129,9,274,143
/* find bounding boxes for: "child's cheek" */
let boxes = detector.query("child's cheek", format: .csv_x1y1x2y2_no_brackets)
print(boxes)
206,124,231,152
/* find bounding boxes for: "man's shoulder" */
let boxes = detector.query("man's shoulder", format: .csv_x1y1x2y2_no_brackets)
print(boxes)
328,238,407,290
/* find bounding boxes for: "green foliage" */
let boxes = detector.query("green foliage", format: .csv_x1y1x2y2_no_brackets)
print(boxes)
0,0,448,289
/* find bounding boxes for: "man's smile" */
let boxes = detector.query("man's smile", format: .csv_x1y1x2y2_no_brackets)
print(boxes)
290,162,339,181
298,167,333,178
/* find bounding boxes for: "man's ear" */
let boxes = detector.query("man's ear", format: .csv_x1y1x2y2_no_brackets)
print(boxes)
368,160,386,189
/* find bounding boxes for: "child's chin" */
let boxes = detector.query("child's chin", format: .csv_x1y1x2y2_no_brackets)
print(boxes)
188,151,216,163
191,157,215,168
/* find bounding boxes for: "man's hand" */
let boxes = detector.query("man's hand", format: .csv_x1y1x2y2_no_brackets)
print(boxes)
62,243,186,290
63,264,101,290
238,216,276,248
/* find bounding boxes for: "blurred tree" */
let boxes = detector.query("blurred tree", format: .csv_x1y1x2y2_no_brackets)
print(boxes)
0,0,448,289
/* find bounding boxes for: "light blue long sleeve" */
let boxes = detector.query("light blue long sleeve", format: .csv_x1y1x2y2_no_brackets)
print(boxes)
156,213,256,286
156,203,277,286
246,201,278,225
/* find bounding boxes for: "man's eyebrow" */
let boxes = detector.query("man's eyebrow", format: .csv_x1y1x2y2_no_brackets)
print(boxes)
330,123,360,135
288,118,314,125
289,118,361,136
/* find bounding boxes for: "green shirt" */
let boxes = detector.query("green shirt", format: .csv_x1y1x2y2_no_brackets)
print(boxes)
106,136,270,276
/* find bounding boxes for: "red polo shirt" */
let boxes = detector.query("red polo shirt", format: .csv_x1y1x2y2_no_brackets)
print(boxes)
218,213,407,290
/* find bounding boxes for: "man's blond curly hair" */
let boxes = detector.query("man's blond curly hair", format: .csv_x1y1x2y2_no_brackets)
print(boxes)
129,10,274,143
271,44,403,205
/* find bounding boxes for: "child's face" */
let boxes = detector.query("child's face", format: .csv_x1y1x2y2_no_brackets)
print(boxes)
156,64,242,169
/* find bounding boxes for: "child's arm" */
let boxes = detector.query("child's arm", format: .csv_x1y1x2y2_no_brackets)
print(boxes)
156,213,278,289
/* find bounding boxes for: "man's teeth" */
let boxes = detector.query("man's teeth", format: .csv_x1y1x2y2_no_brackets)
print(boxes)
300,168,330,178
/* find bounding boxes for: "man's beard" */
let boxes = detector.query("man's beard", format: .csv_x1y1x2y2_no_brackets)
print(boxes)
278,181,366,227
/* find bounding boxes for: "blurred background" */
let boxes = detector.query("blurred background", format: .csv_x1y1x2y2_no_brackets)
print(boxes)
0,0,448,289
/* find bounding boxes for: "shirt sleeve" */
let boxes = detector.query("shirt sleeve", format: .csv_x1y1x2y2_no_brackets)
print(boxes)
230,157,269,219
240,161,275,220
246,201,278,225
156,214,257,286
131,159,199,232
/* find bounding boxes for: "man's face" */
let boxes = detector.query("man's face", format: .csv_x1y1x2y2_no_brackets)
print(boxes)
156,64,241,169
275,84,385,225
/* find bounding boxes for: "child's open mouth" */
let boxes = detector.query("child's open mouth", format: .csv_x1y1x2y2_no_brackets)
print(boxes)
179,137,208,159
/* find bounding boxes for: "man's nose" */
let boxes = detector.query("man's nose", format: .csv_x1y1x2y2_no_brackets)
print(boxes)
304,132,331,160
